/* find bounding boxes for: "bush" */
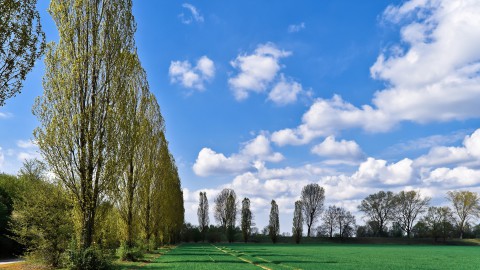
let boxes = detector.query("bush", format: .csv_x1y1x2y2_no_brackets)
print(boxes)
68,247,112,270
117,244,144,262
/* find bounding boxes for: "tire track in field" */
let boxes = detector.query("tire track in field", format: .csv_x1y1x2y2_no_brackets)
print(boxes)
211,244,272,270
223,246,302,270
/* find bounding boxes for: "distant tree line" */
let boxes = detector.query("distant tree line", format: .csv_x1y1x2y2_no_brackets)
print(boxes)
188,184,480,244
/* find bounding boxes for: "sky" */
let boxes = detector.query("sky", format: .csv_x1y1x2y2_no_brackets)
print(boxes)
1,0,480,234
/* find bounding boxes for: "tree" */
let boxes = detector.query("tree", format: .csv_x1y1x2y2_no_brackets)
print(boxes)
241,197,252,243
394,190,430,238
301,183,325,237
154,134,184,245
358,191,396,236
0,0,45,105
113,54,152,249
421,206,455,242
446,190,480,239
198,192,209,241
33,0,137,249
337,207,356,238
214,188,237,242
323,205,340,238
137,95,165,249
269,200,280,243
225,193,237,242
10,161,73,267
292,200,303,244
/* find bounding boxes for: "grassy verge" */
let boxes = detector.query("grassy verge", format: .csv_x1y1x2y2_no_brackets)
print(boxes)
113,246,175,270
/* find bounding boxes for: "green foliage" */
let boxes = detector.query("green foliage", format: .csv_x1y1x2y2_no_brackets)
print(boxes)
9,164,74,267
68,247,112,270
0,0,45,105
447,190,480,239
117,243,144,262
34,0,138,249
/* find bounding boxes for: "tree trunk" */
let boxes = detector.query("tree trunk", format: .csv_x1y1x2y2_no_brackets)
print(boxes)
81,208,95,249
145,198,151,250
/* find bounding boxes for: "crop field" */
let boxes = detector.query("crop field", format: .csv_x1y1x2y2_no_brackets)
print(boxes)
125,243,480,270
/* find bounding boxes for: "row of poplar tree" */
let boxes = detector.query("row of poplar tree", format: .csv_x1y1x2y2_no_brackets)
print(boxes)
0,0,184,268
196,184,480,243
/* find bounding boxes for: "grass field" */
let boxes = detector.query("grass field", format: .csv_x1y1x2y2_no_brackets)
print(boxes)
144,243,480,270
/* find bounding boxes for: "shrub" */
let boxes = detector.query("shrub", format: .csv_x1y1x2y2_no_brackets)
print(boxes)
117,244,144,262
68,247,112,270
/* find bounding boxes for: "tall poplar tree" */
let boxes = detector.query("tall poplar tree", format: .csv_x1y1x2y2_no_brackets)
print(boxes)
269,200,279,244
241,197,252,243
197,192,209,241
292,200,303,244
113,53,151,248
33,0,136,249
138,94,164,248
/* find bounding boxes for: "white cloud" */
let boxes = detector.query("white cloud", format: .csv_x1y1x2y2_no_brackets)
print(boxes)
229,43,291,100
186,129,480,231
311,136,364,160
271,95,391,146
353,157,413,185
193,135,283,177
179,3,204,24
240,134,284,163
169,56,215,90
424,167,480,188
272,0,480,146
287,22,305,33
387,130,468,153
370,0,480,122
268,75,304,105
192,148,250,177
414,129,480,167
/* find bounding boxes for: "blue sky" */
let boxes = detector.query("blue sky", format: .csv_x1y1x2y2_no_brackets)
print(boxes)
1,0,480,233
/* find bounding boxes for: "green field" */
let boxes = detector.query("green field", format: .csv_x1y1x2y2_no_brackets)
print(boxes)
117,243,480,270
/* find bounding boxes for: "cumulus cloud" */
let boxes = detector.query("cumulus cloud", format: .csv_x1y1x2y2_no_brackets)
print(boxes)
169,56,215,90
193,134,283,177
424,167,480,188
229,43,291,100
271,95,391,146
414,129,480,167
192,148,250,177
179,3,204,24
287,22,305,33
267,75,304,105
353,157,413,185
311,136,364,160
186,129,480,232
272,0,480,146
